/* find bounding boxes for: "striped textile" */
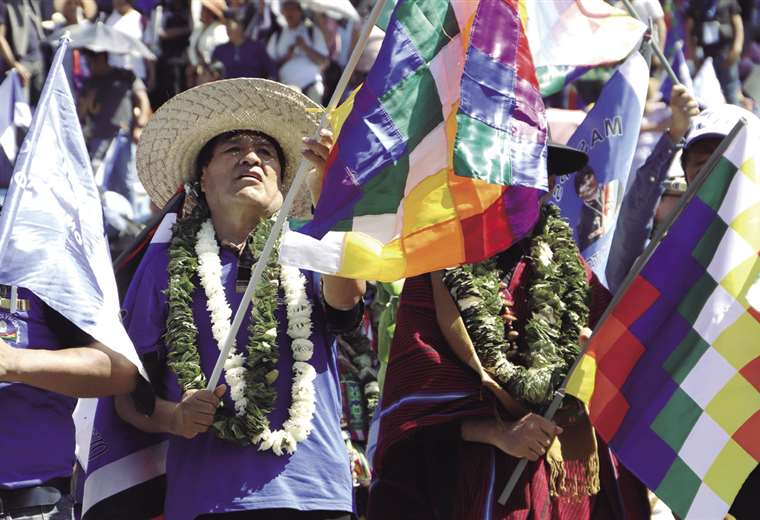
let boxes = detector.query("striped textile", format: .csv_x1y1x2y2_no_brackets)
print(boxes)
565,121,760,519
366,266,645,519
522,0,646,96
279,0,547,282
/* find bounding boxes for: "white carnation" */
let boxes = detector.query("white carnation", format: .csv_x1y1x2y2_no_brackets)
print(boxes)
291,338,314,361
537,241,553,268
194,221,317,455
458,296,481,310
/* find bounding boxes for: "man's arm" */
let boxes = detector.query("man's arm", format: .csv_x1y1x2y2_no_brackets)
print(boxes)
132,84,151,143
77,86,94,124
0,23,29,85
0,338,138,397
267,32,294,68
606,85,698,293
461,413,562,461
728,13,744,65
461,329,591,459
655,16,667,51
322,276,365,311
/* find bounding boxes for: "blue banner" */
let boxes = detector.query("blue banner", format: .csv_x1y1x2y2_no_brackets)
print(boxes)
550,51,650,288
0,39,144,375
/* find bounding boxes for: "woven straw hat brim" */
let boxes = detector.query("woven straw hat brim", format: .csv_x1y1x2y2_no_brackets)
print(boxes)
137,78,322,218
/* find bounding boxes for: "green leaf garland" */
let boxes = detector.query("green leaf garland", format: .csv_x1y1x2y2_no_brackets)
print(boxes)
442,204,590,409
164,205,283,445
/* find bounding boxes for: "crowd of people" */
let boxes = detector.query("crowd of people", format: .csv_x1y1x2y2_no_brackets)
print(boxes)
0,0,375,255
0,0,759,519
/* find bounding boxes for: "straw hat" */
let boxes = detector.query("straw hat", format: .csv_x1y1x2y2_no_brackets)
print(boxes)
137,78,322,218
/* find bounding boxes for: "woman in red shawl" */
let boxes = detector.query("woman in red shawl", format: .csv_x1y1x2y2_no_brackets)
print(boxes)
367,146,649,520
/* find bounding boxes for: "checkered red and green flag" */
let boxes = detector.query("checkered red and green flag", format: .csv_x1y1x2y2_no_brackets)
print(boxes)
566,123,760,519
279,0,548,282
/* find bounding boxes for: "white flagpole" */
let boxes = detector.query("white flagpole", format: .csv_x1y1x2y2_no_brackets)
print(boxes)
206,0,390,390
9,285,17,314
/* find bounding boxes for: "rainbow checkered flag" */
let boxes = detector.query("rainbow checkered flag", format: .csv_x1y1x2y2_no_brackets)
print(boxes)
565,119,760,519
280,0,548,282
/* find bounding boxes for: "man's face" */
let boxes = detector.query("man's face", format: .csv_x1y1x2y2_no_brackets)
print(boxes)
226,19,244,41
683,138,722,185
282,1,303,28
654,192,682,233
200,132,284,216
577,170,599,202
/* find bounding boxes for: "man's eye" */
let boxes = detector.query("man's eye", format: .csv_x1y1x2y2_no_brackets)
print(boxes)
226,147,241,154
257,147,273,157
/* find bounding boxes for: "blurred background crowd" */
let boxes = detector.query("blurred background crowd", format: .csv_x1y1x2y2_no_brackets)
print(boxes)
0,0,383,255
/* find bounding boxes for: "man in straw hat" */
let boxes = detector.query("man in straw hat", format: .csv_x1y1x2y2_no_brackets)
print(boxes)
114,78,364,519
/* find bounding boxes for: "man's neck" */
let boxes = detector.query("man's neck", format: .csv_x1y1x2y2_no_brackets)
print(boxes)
210,207,270,246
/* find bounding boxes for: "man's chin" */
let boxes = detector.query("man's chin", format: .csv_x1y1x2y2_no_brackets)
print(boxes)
234,189,282,211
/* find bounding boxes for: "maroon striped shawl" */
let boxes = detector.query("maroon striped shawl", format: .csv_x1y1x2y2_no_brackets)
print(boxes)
368,264,647,520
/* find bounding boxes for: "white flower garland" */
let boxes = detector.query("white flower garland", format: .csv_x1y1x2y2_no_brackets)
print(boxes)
195,220,317,455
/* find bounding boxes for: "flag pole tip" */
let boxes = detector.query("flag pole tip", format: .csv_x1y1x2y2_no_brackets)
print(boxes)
59,31,72,44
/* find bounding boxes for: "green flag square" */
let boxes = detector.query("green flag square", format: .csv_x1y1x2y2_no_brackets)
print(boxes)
655,457,702,519
692,218,728,269
697,157,738,213
354,155,410,216
380,66,444,152
678,273,718,324
663,329,711,385
395,0,459,63
651,387,704,452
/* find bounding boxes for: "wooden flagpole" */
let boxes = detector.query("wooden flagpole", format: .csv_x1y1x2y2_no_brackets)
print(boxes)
207,0,390,389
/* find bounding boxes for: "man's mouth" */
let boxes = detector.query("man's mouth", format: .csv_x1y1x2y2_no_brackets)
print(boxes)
237,170,263,183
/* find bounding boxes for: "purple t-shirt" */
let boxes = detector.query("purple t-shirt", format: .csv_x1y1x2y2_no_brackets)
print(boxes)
0,289,79,489
211,39,277,80
122,243,352,519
